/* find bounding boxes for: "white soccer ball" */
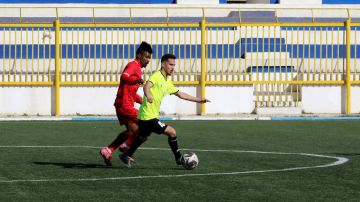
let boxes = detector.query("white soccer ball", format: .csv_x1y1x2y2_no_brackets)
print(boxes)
182,152,199,170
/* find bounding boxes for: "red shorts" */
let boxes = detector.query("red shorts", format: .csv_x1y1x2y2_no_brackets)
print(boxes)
115,106,138,126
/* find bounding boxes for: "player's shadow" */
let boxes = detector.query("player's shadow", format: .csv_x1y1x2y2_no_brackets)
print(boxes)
33,161,115,169
33,161,187,170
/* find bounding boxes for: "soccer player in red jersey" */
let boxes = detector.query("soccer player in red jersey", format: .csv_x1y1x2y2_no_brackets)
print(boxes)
99,41,152,166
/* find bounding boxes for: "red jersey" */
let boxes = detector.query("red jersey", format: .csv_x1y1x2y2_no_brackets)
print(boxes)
114,60,143,109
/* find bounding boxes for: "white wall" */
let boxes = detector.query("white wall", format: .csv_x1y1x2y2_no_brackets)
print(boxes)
2,85,359,116
61,86,117,115
49,85,255,115
205,86,254,114
0,85,254,116
351,86,360,113
160,86,199,115
0,87,53,115
301,86,346,114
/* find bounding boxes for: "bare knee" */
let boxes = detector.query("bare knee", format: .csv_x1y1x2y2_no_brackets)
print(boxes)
164,126,176,138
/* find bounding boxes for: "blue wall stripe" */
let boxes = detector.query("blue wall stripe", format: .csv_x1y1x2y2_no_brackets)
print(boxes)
0,27,228,31
0,44,359,59
323,0,360,4
0,26,358,31
281,26,359,31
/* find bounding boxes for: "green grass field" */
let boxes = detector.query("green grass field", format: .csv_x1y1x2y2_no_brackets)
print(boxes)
0,120,359,201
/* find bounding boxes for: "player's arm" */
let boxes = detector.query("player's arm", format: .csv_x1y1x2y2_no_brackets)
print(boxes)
143,81,154,103
120,65,144,85
174,91,210,103
135,94,143,104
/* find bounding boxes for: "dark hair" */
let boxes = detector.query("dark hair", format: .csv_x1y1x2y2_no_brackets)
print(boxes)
136,41,152,55
161,53,176,63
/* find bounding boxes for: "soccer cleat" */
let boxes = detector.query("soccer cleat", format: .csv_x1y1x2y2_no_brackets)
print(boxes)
176,155,185,166
99,147,112,166
119,154,135,168
119,144,136,160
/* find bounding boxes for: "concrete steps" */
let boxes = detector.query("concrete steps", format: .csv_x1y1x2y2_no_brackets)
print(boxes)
255,106,302,115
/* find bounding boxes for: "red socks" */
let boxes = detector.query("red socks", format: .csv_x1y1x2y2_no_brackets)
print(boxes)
126,129,139,146
108,131,129,152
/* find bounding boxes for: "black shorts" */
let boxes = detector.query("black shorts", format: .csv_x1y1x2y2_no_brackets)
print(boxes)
138,118,168,137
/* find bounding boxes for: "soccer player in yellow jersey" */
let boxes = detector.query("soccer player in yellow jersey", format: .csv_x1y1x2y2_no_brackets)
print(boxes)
120,53,210,167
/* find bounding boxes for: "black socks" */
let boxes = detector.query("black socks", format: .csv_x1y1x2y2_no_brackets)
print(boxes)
125,137,143,157
168,136,181,160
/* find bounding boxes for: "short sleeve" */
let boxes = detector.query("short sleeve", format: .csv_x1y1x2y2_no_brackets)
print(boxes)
121,62,139,84
148,73,157,86
168,82,179,95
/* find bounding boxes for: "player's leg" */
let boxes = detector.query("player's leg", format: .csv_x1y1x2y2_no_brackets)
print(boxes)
119,108,139,153
99,109,130,166
119,120,150,167
119,135,146,168
107,130,129,152
163,125,183,165
146,119,183,165
119,122,138,153
100,129,129,166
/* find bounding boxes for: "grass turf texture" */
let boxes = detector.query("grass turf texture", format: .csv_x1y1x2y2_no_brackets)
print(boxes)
0,120,359,201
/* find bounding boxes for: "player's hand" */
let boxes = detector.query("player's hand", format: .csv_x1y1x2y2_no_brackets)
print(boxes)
147,95,154,103
136,78,144,85
199,98,210,103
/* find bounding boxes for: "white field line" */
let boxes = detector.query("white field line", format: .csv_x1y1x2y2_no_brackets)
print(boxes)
0,146,349,183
